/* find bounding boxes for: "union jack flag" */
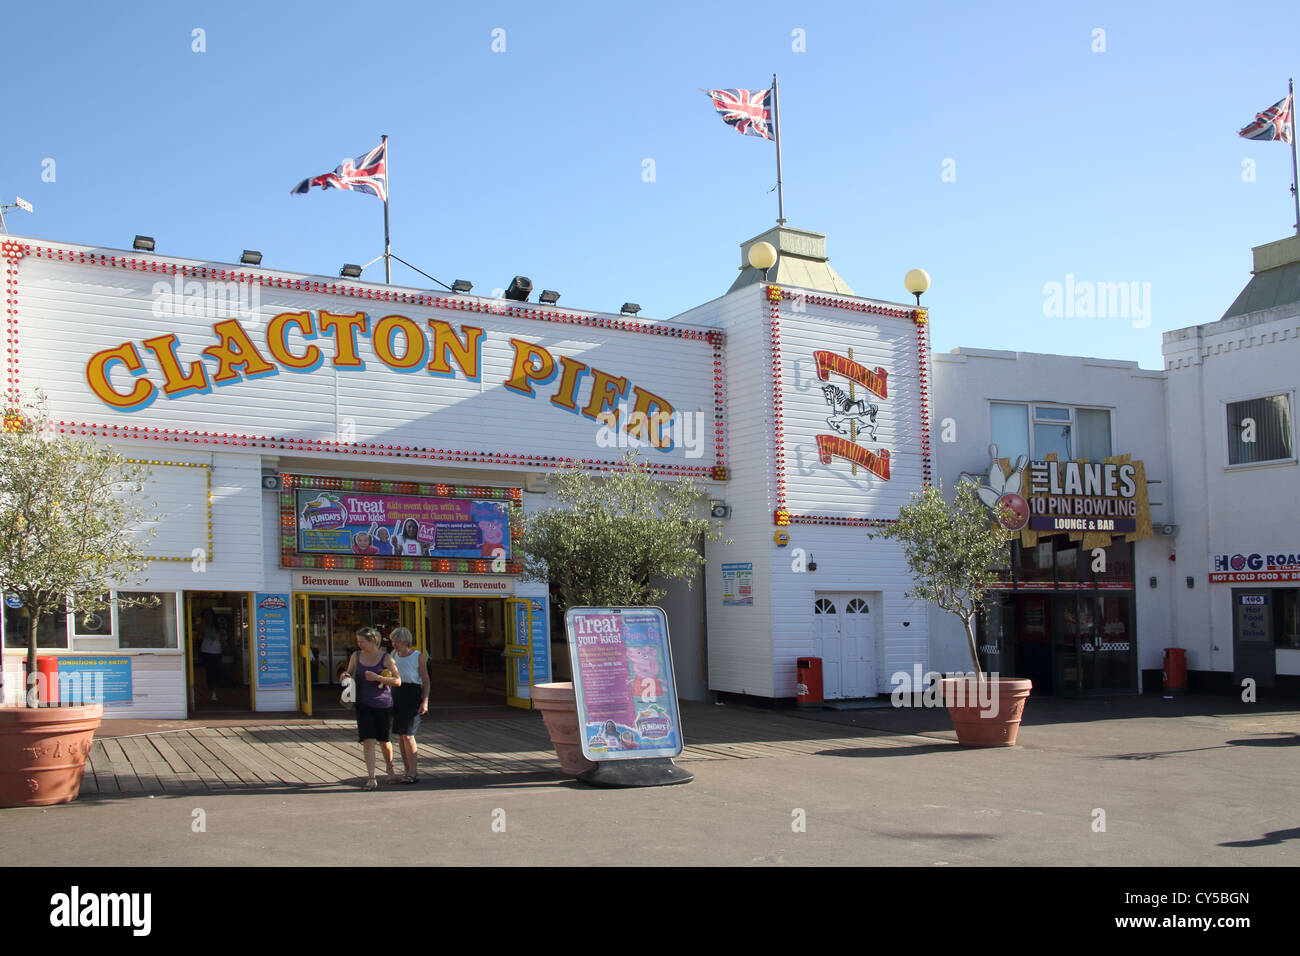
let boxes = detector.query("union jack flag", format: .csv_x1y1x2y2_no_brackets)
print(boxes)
703,87,774,140
291,141,388,201
1238,94,1294,144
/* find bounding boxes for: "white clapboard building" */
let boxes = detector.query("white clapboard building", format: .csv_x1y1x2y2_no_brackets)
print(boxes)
0,226,932,717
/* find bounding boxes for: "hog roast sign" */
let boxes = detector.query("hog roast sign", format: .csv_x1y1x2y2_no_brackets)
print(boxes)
564,607,683,762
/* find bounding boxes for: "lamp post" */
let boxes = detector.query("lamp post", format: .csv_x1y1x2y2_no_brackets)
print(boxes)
749,241,778,282
904,268,931,307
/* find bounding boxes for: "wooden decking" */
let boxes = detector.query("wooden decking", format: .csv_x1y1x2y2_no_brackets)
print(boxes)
81,705,906,796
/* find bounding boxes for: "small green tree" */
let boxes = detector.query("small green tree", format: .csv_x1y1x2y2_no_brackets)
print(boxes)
519,451,725,610
0,394,156,707
869,480,1010,678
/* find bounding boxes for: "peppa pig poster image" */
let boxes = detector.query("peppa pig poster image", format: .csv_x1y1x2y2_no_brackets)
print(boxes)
566,607,683,761
297,490,509,560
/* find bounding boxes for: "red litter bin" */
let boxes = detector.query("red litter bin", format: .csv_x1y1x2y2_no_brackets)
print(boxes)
796,657,823,706
1162,648,1187,696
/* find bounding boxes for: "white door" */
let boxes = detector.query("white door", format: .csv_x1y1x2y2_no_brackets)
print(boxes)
813,597,842,699
841,596,876,697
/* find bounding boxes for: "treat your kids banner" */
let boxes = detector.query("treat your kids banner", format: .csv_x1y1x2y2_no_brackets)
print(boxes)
564,607,684,761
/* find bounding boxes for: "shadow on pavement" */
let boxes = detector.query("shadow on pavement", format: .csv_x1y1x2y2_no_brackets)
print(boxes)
815,743,959,759
778,693,1300,738
1224,733,1299,747
1219,826,1300,848
1101,732,1298,761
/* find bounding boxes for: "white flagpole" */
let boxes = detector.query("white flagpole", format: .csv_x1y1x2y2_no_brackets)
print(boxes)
773,73,786,225
381,134,392,283
1289,80,1299,236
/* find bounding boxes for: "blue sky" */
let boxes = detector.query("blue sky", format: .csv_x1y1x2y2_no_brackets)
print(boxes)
4,0,1298,369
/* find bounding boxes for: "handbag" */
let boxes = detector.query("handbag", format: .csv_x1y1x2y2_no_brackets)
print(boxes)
339,673,357,711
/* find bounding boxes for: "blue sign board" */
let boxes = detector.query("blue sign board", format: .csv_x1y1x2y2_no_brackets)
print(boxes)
254,593,293,690
527,597,549,685
57,657,132,703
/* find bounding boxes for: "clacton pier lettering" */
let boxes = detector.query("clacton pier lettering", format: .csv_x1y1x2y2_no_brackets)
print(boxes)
84,311,678,448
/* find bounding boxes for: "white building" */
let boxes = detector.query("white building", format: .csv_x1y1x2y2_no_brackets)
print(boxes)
0,226,931,717
928,348,1173,694
4,226,1294,718
1163,233,1300,696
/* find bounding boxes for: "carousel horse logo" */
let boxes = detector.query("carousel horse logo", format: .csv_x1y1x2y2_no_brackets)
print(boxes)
819,383,879,441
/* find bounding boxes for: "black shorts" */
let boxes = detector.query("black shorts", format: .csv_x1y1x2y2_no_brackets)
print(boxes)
355,702,393,743
392,683,424,736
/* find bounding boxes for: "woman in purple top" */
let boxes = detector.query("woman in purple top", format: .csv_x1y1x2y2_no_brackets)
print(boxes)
342,626,401,790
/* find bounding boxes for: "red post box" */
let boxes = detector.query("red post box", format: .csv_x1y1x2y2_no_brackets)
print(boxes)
1162,647,1187,695
796,657,823,706
28,656,60,706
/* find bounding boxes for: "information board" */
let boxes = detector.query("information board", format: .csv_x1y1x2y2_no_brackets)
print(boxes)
513,596,550,692
565,607,683,761
721,562,753,606
254,593,293,690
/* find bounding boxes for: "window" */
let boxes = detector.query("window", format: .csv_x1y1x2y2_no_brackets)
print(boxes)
1277,590,1299,650
990,403,1113,463
990,403,1030,461
117,593,178,649
72,596,113,637
3,603,69,648
1075,409,1112,462
1226,394,1294,465
2,591,179,650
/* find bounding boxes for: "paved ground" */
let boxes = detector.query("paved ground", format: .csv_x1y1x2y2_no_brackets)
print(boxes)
4,694,1298,866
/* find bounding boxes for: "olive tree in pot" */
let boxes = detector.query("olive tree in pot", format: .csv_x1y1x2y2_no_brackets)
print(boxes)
0,394,156,806
518,451,724,774
870,480,1031,746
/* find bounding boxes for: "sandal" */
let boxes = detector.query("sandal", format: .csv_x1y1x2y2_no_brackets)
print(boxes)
400,775,418,785
362,778,379,791
385,763,398,784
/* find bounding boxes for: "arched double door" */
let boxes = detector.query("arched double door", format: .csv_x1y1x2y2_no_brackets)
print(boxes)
812,592,880,699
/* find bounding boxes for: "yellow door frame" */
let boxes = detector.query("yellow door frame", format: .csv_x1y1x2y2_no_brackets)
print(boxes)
503,597,532,710
245,592,257,712
183,592,196,715
294,593,312,716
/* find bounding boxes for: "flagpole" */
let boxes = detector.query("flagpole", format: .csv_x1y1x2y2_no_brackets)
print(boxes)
382,134,392,283
773,73,786,226
1290,79,1299,236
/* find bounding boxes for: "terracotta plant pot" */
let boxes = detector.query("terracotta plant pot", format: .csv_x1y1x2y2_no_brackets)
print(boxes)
940,677,1032,747
531,682,596,776
0,703,103,808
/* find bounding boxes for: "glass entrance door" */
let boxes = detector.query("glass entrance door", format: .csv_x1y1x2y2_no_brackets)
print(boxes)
1016,595,1052,694
976,592,1015,677
308,596,406,689
1087,593,1135,692
186,592,252,712
400,598,425,655
1055,594,1088,695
